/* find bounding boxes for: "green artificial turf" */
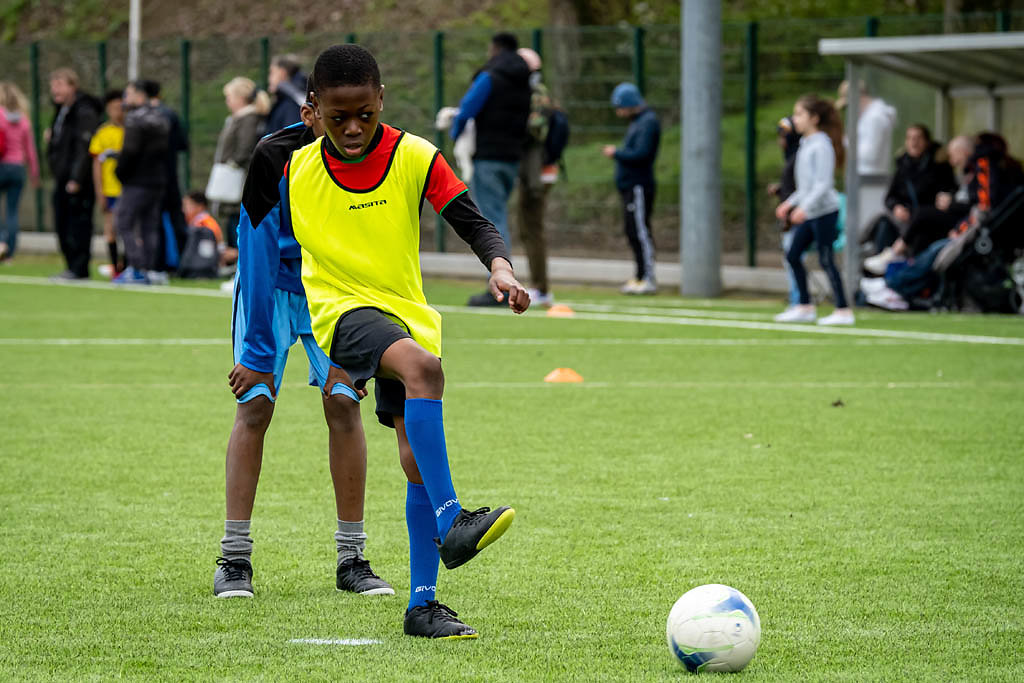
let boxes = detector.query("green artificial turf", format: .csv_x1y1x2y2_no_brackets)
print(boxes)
1,260,1022,681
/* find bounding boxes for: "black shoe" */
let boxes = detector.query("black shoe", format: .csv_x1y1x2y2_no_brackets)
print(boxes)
336,557,395,596
50,269,86,282
404,600,478,639
213,556,254,598
435,506,515,570
467,291,502,307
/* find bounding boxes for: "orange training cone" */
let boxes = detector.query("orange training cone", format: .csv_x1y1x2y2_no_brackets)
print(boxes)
546,304,575,318
544,367,584,383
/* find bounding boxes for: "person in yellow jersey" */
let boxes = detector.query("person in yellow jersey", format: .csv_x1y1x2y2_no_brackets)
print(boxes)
89,90,125,275
287,44,530,639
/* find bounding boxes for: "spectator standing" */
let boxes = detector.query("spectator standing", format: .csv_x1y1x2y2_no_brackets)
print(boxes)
265,54,307,134
113,81,170,285
0,81,40,262
211,77,270,247
46,68,101,280
450,33,532,307
515,47,565,307
602,82,660,295
770,116,803,311
89,89,125,275
773,94,853,326
144,80,189,268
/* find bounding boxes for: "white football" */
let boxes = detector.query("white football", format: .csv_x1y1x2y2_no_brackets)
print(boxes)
666,584,761,673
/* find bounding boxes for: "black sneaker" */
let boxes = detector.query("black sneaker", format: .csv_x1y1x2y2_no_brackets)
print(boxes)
404,600,478,639
336,557,395,596
213,557,254,598
435,506,515,570
467,291,502,307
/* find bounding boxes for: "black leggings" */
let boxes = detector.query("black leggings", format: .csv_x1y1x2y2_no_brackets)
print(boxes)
786,211,847,308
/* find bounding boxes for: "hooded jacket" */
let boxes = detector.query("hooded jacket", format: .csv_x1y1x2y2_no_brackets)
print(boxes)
116,103,171,188
613,108,660,191
884,142,956,215
46,91,102,186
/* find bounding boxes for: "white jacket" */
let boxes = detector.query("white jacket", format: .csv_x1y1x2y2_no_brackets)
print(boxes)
856,98,897,176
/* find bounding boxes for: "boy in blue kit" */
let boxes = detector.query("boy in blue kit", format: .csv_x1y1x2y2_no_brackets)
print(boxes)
287,44,529,639
214,89,393,599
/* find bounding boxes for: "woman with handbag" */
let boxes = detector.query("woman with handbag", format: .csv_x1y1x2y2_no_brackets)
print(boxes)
208,77,270,246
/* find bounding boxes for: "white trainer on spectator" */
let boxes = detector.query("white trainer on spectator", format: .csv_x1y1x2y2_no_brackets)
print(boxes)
860,276,888,295
817,310,856,326
146,270,169,286
864,247,899,275
866,286,909,311
526,288,554,307
773,306,816,323
621,278,657,295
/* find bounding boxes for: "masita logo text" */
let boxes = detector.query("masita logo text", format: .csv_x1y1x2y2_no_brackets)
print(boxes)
349,199,387,210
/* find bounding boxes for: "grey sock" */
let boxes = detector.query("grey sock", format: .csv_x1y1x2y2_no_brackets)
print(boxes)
220,519,253,562
335,519,366,565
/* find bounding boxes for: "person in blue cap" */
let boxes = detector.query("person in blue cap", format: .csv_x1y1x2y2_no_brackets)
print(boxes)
603,82,661,294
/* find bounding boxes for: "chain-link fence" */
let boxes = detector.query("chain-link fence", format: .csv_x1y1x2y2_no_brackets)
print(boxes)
2,10,1021,264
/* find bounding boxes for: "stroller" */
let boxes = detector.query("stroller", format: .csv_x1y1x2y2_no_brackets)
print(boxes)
927,186,1024,313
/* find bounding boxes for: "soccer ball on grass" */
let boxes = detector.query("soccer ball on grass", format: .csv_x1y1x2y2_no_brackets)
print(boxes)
666,584,761,673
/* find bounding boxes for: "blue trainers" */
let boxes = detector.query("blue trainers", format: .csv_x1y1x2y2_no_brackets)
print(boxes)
112,267,148,285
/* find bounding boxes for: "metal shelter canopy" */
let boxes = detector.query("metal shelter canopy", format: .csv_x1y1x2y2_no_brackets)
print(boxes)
819,32,1024,94
817,32,1024,302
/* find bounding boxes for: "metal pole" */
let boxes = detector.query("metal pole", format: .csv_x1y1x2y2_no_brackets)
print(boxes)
180,39,192,191
30,42,44,231
843,62,861,304
743,22,758,268
997,10,1010,32
681,0,722,297
865,16,880,37
433,31,446,253
532,27,543,58
97,41,108,94
345,33,357,44
633,26,646,96
128,0,140,81
259,37,270,92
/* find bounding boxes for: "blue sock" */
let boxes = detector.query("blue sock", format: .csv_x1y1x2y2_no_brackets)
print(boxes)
406,482,440,610
403,398,462,538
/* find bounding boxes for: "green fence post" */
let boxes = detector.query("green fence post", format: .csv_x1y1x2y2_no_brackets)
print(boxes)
744,22,758,268
259,37,270,91
97,41,108,94
532,27,543,58
181,39,191,191
633,26,646,95
433,31,446,253
345,33,357,44
30,41,44,232
996,10,1011,32
865,16,879,37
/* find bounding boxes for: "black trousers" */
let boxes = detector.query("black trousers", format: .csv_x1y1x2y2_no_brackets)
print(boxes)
53,185,95,277
620,184,656,281
116,185,164,272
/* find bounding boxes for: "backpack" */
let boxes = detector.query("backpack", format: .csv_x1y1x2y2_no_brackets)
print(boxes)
543,109,569,166
178,225,220,278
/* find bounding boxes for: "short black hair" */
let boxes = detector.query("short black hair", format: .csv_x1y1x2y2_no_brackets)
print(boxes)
104,89,123,105
126,79,147,93
311,44,381,94
491,32,519,52
186,190,208,206
304,75,314,106
142,79,161,98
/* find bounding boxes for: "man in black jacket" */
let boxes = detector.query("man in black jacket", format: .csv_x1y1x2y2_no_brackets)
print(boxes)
265,54,307,134
113,81,170,285
144,80,189,268
47,68,101,280
450,33,531,306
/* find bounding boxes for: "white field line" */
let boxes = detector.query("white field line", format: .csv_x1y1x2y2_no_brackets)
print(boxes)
432,305,1024,347
288,638,381,646
560,301,775,320
0,336,933,347
3,274,1022,346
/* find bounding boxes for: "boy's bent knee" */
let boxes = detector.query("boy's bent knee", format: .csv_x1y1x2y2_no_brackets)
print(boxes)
235,396,274,432
404,353,444,397
323,392,362,432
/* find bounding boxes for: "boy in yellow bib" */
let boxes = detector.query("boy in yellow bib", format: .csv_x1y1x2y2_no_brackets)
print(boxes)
287,44,530,639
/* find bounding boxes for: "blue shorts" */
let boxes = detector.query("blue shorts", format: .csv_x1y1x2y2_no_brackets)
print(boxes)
104,196,118,211
231,280,359,405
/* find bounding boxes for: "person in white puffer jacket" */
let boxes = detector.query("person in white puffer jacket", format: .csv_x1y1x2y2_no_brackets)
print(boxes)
837,79,898,176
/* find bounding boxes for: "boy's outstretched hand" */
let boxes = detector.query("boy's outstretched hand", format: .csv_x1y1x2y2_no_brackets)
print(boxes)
488,258,530,314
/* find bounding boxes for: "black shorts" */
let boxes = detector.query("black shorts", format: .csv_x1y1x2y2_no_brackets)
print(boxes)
329,307,410,428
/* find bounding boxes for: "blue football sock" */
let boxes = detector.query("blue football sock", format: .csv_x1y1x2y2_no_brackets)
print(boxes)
406,482,440,610
403,398,462,538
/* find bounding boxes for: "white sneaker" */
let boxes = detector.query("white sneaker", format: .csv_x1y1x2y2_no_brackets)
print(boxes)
866,287,909,311
817,310,856,325
526,288,554,307
620,279,642,294
864,247,898,276
622,278,657,295
146,270,169,286
773,306,816,323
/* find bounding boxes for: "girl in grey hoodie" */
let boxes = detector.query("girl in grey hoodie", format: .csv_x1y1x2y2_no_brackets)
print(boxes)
774,94,854,326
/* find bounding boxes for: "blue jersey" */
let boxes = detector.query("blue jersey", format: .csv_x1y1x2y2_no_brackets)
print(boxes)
235,122,315,373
